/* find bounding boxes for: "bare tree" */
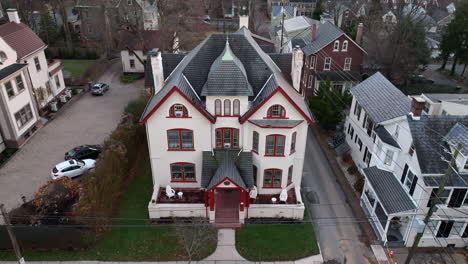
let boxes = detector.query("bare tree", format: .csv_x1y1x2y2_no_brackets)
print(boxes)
174,219,218,263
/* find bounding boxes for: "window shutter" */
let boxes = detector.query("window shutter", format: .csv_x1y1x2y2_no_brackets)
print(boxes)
363,147,368,162
409,176,418,196
448,189,467,208
401,164,409,184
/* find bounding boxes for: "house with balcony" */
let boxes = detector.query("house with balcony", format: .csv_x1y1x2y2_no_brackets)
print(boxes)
141,27,313,226
345,72,468,247
0,9,66,115
276,16,365,97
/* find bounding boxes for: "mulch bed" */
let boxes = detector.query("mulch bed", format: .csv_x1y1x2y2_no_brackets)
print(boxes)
250,188,298,205
156,188,205,203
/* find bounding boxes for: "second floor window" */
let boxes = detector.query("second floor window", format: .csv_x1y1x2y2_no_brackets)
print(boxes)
34,57,41,71
309,55,316,69
384,149,394,166
16,75,25,92
308,75,313,89
233,99,240,115
216,128,239,149
287,165,293,185
342,40,348,51
169,104,188,117
324,57,331,70
215,99,222,115
14,104,33,129
344,58,352,71
264,169,282,188
267,104,286,118
290,132,296,154
4,81,14,98
130,59,135,69
167,129,194,150
252,131,259,153
265,134,285,156
170,163,195,182
224,99,231,116
333,40,340,51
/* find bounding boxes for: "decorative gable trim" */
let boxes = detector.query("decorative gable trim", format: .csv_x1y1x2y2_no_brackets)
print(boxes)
208,176,247,191
240,87,314,125
141,86,216,124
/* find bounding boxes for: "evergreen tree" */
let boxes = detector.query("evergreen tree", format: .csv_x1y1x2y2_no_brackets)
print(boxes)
309,80,351,131
312,0,324,20
39,7,59,46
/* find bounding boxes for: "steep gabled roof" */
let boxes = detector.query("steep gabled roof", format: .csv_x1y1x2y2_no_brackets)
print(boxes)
407,115,468,174
351,72,410,123
0,22,46,59
445,123,468,156
141,27,313,124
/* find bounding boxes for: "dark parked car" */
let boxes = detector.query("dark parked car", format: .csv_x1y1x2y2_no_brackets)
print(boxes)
64,145,102,160
91,83,109,95
410,74,435,84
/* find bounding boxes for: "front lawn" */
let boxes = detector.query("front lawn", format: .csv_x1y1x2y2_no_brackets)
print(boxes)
61,60,96,78
0,155,216,261
236,205,319,261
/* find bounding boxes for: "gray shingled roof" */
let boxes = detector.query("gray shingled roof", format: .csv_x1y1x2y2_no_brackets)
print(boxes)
374,126,400,149
251,33,275,53
141,28,313,124
351,72,411,123
144,50,185,88
249,119,303,128
446,123,468,156
0,63,27,81
268,53,292,75
201,41,253,96
407,115,468,174
425,93,468,106
301,22,345,56
424,169,468,187
201,150,254,190
363,166,417,214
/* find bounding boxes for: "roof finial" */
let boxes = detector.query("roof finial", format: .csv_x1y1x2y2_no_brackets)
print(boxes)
223,35,234,61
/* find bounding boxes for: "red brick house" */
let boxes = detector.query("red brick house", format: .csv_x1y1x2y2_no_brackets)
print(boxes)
284,17,365,97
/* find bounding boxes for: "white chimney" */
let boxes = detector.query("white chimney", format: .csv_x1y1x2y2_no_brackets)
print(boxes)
239,15,249,29
150,49,164,94
7,9,20,24
291,46,304,93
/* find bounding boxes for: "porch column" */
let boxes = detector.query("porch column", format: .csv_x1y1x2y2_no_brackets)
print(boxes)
204,191,209,207
245,191,250,208
240,190,245,211
209,190,215,211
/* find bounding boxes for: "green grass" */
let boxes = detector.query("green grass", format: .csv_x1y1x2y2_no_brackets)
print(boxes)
236,203,319,261
0,156,216,261
61,60,96,78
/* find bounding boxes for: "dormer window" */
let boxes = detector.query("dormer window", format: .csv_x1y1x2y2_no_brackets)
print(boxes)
169,104,188,118
333,40,340,51
267,105,286,118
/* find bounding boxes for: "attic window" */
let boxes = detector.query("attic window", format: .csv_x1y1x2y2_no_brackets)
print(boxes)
0,51,7,64
168,104,189,118
266,105,286,118
333,40,340,51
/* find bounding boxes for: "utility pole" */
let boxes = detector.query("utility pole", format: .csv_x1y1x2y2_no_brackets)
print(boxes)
279,11,285,53
0,204,24,264
404,143,462,264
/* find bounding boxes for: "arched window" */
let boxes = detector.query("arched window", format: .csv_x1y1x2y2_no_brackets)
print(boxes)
168,104,188,117
170,162,196,182
267,105,286,118
342,40,348,51
333,40,340,51
233,99,240,115
263,168,282,188
215,99,222,115
252,131,259,153
224,99,231,116
0,51,7,63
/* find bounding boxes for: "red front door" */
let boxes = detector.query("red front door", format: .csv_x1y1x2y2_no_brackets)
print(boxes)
215,189,240,224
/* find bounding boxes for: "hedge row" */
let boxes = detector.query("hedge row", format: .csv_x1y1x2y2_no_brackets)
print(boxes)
45,47,100,60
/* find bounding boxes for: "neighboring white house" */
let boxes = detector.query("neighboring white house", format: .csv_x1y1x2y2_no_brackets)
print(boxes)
119,30,161,74
414,93,468,116
0,9,66,115
0,46,41,153
345,72,468,247
141,27,314,225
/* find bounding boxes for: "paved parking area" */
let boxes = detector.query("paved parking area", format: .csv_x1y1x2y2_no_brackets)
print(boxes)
0,61,142,211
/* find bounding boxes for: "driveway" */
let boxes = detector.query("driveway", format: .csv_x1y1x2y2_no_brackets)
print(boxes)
0,61,142,211
302,127,376,263
423,64,467,91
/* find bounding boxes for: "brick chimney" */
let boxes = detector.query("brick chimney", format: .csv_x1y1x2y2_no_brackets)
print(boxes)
410,96,425,120
355,23,363,44
311,24,317,41
149,48,164,95
7,9,20,24
291,46,304,94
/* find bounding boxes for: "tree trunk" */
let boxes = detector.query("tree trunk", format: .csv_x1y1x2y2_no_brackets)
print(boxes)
450,54,458,76
440,55,448,70
58,0,73,51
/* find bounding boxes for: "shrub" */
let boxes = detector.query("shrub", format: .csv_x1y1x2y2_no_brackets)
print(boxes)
342,153,352,163
71,88,79,95
353,173,365,194
120,73,143,83
347,164,358,175
124,96,149,118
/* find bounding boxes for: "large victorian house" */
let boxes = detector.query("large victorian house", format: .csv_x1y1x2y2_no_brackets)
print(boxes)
345,72,468,247
141,28,313,225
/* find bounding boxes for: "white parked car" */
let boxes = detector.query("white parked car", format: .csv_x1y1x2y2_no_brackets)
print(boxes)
51,159,96,180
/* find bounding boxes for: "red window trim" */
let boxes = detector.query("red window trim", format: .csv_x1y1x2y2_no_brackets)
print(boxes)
170,162,197,182
290,132,297,155
266,104,286,118
167,104,191,118
263,168,282,188
215,115,241,117
265,134,285,157
167,129,195,151
233,99,240,116
215,127,240,149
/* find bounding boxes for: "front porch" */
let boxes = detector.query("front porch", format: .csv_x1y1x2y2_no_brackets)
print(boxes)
361,166,417,247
